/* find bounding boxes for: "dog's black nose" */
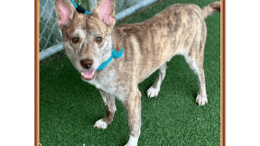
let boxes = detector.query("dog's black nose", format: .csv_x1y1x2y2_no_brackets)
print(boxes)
80,58,93,69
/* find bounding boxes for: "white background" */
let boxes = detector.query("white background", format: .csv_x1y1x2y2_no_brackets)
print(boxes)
226,0,260,145
0,0,34,145
0,0,260,145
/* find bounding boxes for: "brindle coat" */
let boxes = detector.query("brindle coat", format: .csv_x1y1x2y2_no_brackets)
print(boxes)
55,0,220,145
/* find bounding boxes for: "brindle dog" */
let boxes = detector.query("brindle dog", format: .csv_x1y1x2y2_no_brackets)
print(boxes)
54,0,220,145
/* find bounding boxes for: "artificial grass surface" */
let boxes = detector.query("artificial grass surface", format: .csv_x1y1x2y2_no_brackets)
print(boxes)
40,0,220,145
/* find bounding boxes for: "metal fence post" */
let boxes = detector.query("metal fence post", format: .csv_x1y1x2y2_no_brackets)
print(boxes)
88,0,98,12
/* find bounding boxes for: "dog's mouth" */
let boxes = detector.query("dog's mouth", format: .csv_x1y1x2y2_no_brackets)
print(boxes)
81,69,96,81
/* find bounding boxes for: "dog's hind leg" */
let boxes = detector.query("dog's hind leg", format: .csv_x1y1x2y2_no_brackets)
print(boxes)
94,89,116,129
183,41,208,106
147,63,167,98
186,56,208,106
195,66,208,106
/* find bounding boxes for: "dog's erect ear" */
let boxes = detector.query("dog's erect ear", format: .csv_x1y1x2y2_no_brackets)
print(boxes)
92,0,116,26
55,0,76,27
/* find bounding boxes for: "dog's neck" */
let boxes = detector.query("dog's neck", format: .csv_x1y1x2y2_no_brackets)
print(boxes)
97,47,124,71
111,27,125,52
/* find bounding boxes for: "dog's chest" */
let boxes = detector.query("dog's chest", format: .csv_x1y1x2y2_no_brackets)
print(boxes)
88,79,103,89
88,73,117,95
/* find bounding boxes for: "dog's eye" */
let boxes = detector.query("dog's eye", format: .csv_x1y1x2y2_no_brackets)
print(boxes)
96,37,102,43
72,37,79,43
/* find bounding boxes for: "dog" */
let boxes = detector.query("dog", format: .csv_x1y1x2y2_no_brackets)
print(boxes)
54,0,220,145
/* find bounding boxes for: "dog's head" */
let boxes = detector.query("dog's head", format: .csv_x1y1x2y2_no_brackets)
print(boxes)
55,0,116,81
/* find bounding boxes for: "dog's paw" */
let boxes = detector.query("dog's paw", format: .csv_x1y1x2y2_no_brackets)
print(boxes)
124,144,137,146
94,119,107,129
196,94,208,106
147,86,160,98
124,135,139,146
124,142,138,146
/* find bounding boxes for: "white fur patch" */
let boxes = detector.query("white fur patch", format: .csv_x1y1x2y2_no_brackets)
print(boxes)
147,86,160,98
86,67,116,94
147,64,167,98
75,27,86,38
94,119,107,129
75,27,87,52
176,49,201,80
87,78,103,89
196,94,208,106
125,135,139,146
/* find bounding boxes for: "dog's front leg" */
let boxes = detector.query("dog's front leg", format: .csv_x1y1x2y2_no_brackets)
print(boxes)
124,90,141,146
94,89,116,129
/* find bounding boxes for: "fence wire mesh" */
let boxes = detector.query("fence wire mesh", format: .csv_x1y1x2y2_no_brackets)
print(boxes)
39,0,141,52
40,0,62,51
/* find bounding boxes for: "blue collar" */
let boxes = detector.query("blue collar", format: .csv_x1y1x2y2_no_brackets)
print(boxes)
97,47,124,71
70,0,92,15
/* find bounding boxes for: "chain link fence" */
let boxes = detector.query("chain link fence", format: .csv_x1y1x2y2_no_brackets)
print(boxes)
40,0,61,52
40,0,89,52
39,0,147,53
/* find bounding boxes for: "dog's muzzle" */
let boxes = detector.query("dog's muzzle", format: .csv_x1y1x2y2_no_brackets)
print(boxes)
80,58,96,81
81,69,96,81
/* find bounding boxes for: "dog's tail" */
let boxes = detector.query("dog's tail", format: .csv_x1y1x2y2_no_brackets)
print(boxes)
201,1,220,19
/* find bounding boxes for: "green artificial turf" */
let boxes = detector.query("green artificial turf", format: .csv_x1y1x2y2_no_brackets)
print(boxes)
40,0,220,145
